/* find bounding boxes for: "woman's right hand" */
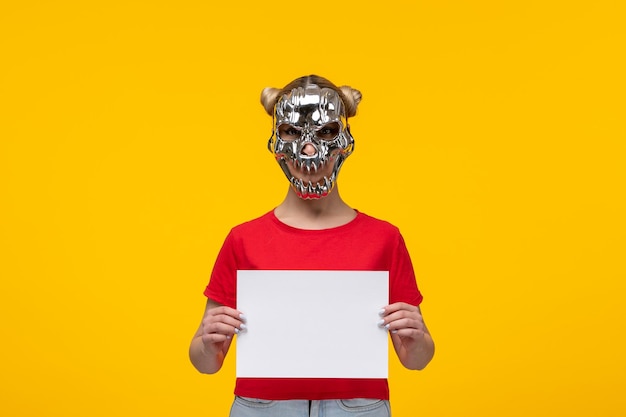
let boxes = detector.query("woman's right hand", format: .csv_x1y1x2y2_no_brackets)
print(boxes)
199,302,246,355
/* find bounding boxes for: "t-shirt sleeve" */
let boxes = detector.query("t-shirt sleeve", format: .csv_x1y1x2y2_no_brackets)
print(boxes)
389,232,423,306
203,230,238,308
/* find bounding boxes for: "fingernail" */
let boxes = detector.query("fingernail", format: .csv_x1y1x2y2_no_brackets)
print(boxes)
391,330,398,334
240,323,247,330
378,309,386,316
377,319,385,327
239,314,247,322
226,335,231,339
234,328,239,334
384,324,390,330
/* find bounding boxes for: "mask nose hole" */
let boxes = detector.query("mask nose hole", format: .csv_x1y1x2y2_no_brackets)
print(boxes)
301,143,317,156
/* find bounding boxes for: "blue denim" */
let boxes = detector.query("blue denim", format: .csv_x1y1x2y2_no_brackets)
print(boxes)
229,396,391,417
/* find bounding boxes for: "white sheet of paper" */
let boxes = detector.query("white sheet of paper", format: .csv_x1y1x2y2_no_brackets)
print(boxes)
236,270,389,378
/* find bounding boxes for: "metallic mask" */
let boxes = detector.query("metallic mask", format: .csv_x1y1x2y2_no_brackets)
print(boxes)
267,85,355,199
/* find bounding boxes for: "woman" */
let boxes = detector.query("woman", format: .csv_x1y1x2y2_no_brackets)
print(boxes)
189,75,435,416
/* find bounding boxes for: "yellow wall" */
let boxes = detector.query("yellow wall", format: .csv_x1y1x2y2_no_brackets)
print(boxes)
1,1,624,416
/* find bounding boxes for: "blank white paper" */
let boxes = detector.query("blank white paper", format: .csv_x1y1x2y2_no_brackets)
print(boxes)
236,270,389,378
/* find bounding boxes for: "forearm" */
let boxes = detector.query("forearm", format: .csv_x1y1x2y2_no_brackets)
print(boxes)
393,332,435,370
189,336,225,374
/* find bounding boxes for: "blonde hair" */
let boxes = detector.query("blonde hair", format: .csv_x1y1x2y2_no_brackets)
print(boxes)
260,75,362,118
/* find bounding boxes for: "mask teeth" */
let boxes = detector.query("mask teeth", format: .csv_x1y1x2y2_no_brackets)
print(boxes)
291,176,332,198
301,161,317,174
299,160,319,174
291,177,302,191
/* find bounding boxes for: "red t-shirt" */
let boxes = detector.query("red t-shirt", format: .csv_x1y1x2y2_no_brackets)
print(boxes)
205,210,422,400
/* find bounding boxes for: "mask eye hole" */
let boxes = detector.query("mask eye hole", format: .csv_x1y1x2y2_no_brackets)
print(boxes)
278,124,301,141
317,122,340,140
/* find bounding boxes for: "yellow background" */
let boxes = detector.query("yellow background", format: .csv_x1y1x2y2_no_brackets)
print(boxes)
1,1,624,416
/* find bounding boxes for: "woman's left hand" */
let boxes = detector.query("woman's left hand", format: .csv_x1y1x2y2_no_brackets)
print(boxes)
380,303,432,369
379,302,428,349
379,302,434,369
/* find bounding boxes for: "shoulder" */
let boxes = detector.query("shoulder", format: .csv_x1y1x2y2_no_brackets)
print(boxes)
228,211,275,236
352,211,405,245
355,211,401,235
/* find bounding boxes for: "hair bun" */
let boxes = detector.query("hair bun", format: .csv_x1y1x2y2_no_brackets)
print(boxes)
339,86,362,118
260,87,281,116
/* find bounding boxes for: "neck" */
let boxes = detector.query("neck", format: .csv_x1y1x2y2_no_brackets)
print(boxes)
274,184,356,230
